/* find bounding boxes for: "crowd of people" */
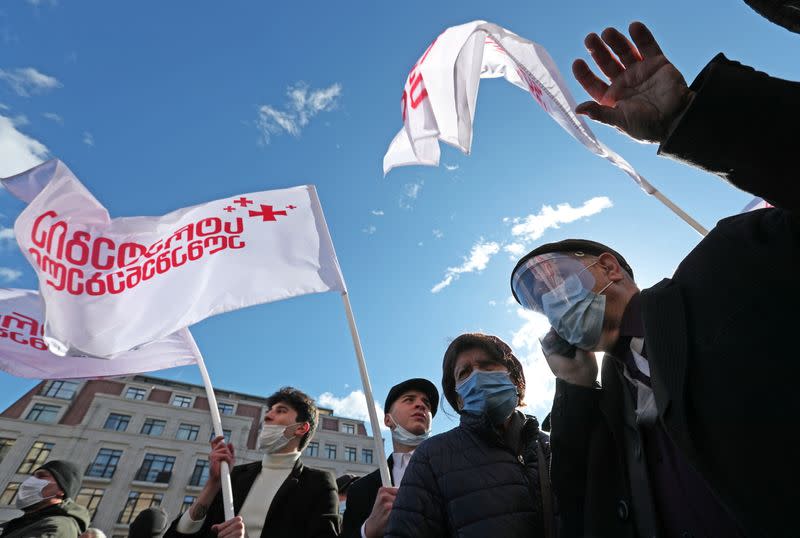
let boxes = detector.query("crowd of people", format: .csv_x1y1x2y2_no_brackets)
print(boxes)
2,2,798,536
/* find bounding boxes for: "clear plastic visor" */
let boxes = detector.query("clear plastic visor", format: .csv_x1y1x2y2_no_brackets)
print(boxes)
511,252,598,313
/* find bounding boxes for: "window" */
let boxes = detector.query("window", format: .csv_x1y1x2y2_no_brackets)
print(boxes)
41,380,79,399
86,448,123,478
135,453,175,483
176,424,200,441
117,491,163,524
125,387,147,400
208,429,231,443
181,495,196,515
172,394,192,408
103,413,130,431
140,418,166,436
189,459,210,487
342,423,355,435
322,417,339,431
324,444,337,460
217,402,234,415
0,438,15,464
0,482,19,505
17,441,54,474
345,447,357,462
26,403,61,423
362,449,373,464
75,487,104,519
305,441,319,458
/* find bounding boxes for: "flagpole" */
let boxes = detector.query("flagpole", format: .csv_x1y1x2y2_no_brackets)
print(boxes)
187,331,236,521
648,187,708,236
341,291,393,487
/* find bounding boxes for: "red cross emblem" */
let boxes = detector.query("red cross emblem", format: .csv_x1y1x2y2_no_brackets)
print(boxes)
233,197,254,207
249,204,288,222
223,206,236,213
286,205,297,210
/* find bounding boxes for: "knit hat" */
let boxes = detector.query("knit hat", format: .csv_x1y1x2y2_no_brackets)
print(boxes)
129,507,169,538
37,460,81,500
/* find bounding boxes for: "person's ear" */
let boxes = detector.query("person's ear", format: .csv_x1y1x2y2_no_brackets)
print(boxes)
383,414,393,429
293,422,310,438
598,253,625,282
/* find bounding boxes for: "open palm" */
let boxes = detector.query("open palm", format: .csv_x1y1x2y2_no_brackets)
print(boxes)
573,22,693,144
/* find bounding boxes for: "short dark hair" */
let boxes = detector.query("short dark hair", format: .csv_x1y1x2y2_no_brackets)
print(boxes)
266,387,318,450
441,333,526,413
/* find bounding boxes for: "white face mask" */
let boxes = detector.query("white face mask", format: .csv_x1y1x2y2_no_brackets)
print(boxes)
16,476,55,509
258,423,302,453
389,415,431,447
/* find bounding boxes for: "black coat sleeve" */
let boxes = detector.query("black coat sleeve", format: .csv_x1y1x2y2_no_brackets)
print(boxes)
384,447,445,538
549,378,603,538
305,470,340,538
658,53,800,211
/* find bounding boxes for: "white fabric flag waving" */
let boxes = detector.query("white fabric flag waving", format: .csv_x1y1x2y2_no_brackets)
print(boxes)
0,288,199,379
383,20,656,194
4,159,345,357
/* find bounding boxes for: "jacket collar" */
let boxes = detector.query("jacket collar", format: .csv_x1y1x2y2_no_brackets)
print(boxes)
459,410,540,450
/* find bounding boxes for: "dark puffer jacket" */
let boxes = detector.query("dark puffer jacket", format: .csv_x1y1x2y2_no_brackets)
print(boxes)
385,411,552,538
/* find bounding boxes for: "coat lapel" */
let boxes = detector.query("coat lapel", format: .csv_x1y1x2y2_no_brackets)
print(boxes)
640,278,695,457
232,461,262,515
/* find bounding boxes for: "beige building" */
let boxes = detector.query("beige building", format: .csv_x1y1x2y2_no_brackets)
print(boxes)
0,375,379,536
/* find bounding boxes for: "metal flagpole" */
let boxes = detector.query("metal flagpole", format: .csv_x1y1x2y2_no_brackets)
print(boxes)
187,331,236,521
341,291,393,487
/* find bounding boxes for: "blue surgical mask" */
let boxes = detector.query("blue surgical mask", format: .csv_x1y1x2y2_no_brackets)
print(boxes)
541,273,611,350
389,415,431,447
456,370,518,424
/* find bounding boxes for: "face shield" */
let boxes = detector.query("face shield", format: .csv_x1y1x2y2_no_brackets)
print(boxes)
512,252,609,351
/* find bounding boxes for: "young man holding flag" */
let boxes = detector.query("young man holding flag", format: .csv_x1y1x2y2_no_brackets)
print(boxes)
164,387,339,538
341,378,438,538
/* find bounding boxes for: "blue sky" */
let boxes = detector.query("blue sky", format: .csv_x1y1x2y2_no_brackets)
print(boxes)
1,0,797,444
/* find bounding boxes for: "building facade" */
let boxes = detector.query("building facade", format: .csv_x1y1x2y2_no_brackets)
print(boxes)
0,375,379,536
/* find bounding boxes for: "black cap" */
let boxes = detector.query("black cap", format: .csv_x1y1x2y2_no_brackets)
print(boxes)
37,460,81,500
129,507,169,538
336,474,359,494
510,238,634,305
384,378,439,418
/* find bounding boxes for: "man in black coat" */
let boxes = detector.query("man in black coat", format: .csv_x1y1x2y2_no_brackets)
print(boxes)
511,21,798,538
341,378,438,538
164,387,339,538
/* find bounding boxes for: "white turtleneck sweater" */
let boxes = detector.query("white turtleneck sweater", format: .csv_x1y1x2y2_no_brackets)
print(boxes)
177,450,301,536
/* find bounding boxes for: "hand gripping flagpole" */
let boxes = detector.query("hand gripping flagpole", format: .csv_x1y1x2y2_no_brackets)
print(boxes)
342,292,393,487
187,331,236,521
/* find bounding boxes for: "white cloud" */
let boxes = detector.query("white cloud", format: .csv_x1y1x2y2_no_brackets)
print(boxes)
82,131,94,147
362,225,376,235
504,242,526,256
0,103,8,111
317,390,388,432
0,67,61,97
0,226,13,240
371,210,384,216
0,267,22,282
432,229,443,239
0,114,48,176
42,112,63,124
399,181,423,210
488,300,497,307
511,196,613,242
444,163,459,171
257,82,342,144
431,240,500,293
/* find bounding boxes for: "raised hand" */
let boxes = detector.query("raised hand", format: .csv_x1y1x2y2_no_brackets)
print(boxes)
573,22,693,144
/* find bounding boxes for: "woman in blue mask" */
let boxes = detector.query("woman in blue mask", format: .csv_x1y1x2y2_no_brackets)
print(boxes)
385,333,554,538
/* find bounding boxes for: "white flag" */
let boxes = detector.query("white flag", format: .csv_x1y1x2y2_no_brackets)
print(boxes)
0,288,199,379
4,159,346,357
741,197,773,212
384,20,657,194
